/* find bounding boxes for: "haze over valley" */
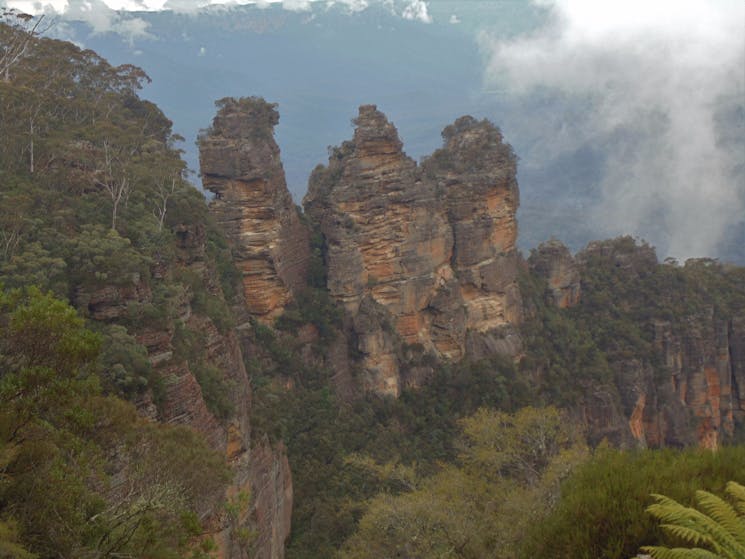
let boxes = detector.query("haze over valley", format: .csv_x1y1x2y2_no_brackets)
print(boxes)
19,0,745,262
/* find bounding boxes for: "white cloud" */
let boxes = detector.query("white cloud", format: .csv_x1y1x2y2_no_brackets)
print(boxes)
326,0,368,13
481,0,745,259
111,16,153,43
6,0,69,13
282,0,311,11
10,0,433,30
401,0,430,23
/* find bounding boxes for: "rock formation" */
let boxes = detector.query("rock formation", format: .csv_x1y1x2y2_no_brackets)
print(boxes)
304,106,522,395
572,241,745,450
131,218,292,558
200,97,310,321
528,239,581,308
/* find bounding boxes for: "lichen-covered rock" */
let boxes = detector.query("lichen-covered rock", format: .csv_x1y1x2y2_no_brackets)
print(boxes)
74,276,151,321
528,239,581,308
200,97,310,321
305,106,522,393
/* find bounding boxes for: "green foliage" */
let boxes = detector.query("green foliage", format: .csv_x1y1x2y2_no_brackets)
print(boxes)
205,226,242,305
66,225,151,288
0,518,36,559
340,407,587,559
192,362,235,421
98,323,152,397
275,287,342,343
518,270,614,407
642,481,745,559
0,242,67,297
0,287,229,558
172,322,233,421
520,445,745,559
246,325,532,558
520,238,745,439
305,227,328,289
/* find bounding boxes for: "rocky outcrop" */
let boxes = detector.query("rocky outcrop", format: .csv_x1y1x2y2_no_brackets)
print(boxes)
609,311,744,451
200,97,310,321
423,115,523,334
246,440,293,559
568,240,745,449
528,239,581,308
74,275,152,321
304,106,522,395
649,314,744,449
121,211,292,558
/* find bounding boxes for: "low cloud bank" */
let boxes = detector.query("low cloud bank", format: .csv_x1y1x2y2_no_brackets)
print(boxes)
482,0,745,259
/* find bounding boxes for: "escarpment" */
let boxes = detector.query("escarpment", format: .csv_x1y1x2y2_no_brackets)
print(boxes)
197,97,744,459
135,222,292,559
571,241,745,449
304,106,523,395
199,97,310,321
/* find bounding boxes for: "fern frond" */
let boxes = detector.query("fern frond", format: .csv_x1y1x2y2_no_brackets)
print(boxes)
658,524,714,548
641,546,727,559
696,489,745,548
648,494,743,557
726,482,745,518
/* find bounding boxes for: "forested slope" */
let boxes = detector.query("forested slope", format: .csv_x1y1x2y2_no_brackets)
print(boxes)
0,18,289,558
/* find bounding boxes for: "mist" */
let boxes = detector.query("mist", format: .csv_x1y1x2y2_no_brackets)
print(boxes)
481,0,745,260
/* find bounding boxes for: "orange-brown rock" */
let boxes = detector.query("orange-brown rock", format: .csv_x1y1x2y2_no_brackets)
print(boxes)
200,97,310,321
571,240,744,450
650,316,740,450
304,106,522,394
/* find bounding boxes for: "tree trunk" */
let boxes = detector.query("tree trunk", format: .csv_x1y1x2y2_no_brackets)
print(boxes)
29,119,34,174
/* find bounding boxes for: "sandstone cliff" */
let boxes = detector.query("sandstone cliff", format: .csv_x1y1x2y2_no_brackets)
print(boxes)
144,221,292,558
304,106,522,395
572,240,745,449
200,97,310,321
77,216,292,557
528,239,581,309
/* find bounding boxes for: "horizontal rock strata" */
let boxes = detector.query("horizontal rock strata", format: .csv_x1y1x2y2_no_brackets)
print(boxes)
305,106,522,395
200,97,310,321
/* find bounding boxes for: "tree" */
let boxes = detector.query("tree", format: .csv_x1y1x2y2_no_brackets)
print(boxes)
641,481,745,559
520,447,745,559
0,288,229,558
340,407,587,559
0,11,47,83
96,140,133,230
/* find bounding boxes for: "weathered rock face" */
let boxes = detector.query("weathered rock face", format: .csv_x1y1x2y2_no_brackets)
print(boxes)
246,440,293,559
647,314,744,450
528,239,581,308
304,106,522,394
200,97,310,321
127,215,292,559
570,241,745,449
610,311,745,451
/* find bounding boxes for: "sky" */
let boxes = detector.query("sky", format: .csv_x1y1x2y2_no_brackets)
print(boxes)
481,0,745,260
4,0,744,262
